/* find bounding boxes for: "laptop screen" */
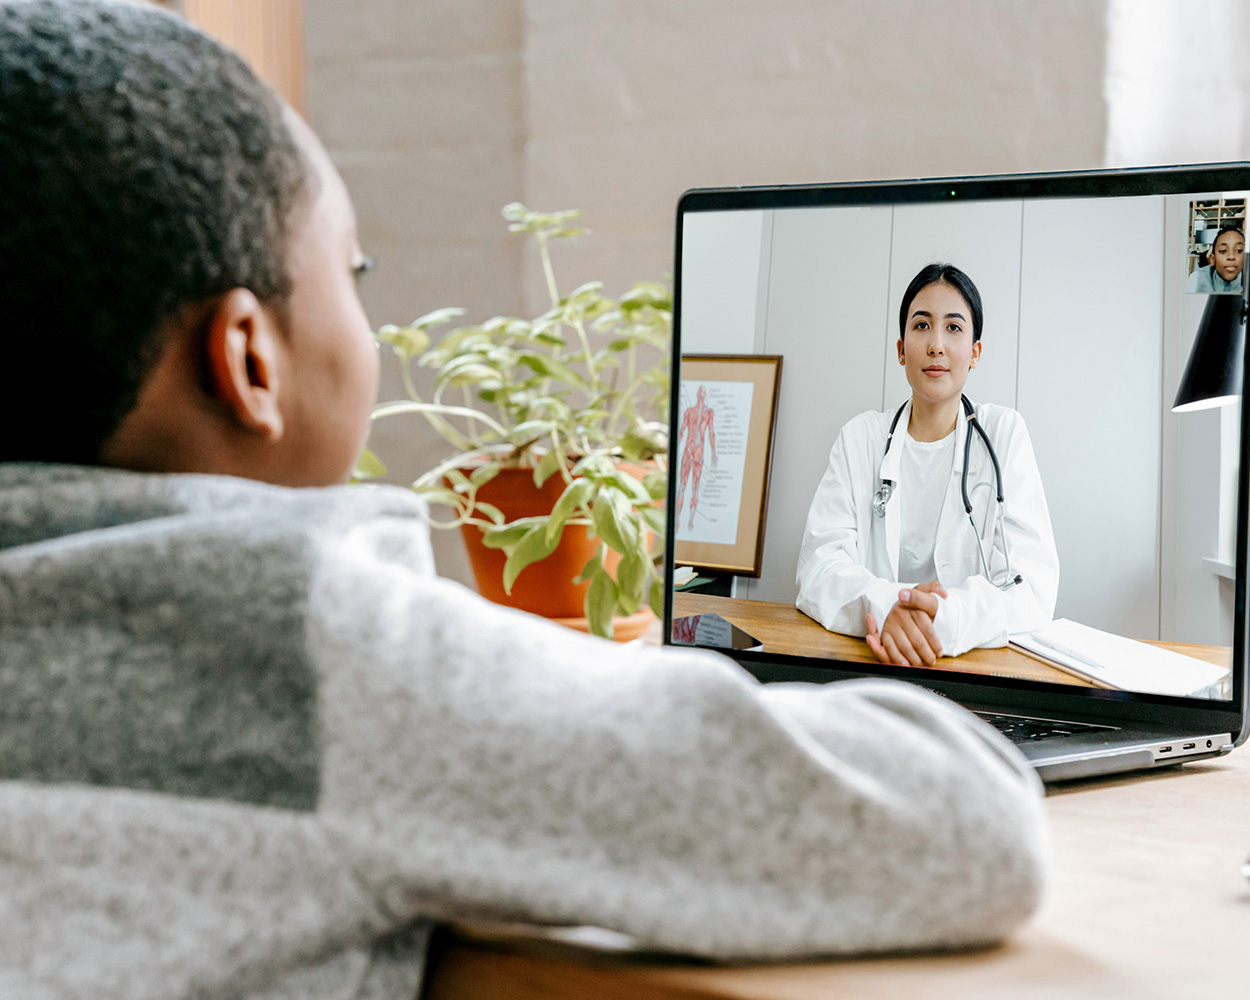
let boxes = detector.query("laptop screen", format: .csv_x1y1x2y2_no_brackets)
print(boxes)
668,167,1249,706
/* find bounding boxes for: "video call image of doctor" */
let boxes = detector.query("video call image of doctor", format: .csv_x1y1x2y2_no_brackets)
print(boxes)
795,263,1060,669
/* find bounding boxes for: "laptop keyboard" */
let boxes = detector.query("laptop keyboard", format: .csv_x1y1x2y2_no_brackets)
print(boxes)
975,712,1114,744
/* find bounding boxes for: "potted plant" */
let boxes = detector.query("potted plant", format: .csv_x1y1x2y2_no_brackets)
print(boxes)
358,204,671,640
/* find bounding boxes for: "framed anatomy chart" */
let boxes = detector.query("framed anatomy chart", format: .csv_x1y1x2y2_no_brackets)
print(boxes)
674,354,782,576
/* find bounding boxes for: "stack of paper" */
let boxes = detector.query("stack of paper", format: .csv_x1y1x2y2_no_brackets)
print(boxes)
672,566,697,587
1010,619,1231,699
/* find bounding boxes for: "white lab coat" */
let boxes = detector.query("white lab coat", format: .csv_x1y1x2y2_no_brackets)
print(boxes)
796,399,1059,658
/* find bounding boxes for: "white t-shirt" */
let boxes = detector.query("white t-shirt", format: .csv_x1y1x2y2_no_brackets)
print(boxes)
897,426,956,584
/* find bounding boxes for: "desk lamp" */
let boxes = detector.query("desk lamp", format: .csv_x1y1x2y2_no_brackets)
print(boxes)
1173,292,1247,412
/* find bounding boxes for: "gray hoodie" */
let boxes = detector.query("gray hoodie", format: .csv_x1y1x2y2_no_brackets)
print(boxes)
0,462,1047,999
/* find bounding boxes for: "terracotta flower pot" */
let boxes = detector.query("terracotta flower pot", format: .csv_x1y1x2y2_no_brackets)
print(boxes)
456,464,658,641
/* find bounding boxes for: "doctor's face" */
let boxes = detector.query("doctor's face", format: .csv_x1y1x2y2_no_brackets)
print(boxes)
897,281,981,406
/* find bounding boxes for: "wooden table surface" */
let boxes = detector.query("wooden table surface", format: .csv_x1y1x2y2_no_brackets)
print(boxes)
422,594,1246,999
424,745,1250,1000
670,592,1233,689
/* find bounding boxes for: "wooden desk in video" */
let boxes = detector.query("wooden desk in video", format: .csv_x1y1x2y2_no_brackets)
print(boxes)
671,593,1232,689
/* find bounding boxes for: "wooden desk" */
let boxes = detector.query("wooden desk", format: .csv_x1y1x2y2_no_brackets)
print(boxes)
671,592,1233,691
423,746,1250,999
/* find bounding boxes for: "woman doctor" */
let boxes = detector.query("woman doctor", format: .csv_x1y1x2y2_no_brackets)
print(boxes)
795,263,1059,669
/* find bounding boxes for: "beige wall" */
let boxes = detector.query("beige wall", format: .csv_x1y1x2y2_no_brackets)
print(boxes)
302,0,1118,586
304,1,525,584
520,0,1110,314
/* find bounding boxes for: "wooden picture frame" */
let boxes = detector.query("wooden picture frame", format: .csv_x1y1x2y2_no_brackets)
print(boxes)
673,354,782,577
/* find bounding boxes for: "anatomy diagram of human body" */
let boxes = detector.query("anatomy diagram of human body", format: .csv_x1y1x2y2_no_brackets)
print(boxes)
677,385,718,530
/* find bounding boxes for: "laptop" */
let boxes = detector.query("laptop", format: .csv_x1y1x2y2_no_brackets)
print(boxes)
664,165,1250,782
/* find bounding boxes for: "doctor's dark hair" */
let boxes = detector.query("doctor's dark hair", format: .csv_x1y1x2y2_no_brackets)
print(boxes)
898,263,984,343
0,0,308,464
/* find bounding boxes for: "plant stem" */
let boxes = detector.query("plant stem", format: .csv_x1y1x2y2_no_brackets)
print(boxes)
410,444,512,491
606,372,650,435
573,316,597,385
626,343,637,425
538,231,560,309
372,401,506,446
400,356,422,403
550,430,574,485
394,363,483,450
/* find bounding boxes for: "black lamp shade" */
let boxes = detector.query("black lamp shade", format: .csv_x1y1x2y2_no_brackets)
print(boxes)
1172,293,1247,412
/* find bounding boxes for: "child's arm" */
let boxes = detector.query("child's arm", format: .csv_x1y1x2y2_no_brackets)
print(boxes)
308,512,1047,961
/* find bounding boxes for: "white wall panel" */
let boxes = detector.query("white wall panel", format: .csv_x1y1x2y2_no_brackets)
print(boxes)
882,201,1023,411
679,211,764,355
1017,196,1164,639
746,205,894,602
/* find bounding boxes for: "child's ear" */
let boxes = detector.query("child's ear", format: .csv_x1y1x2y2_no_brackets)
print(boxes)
203,289,285,440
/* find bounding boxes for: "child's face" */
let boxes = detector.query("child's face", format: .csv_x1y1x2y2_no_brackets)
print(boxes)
274,118,380,485
1211,231,1245,284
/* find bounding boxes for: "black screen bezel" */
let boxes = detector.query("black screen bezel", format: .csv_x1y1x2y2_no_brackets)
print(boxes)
664,163,1250,743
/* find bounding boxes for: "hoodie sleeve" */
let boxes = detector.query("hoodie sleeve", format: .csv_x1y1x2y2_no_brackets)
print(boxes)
306,507,1048,962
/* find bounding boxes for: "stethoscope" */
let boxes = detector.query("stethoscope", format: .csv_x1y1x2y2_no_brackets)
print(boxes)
872,394,1022,590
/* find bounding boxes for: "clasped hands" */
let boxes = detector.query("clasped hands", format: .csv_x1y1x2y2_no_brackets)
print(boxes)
865,580,948,667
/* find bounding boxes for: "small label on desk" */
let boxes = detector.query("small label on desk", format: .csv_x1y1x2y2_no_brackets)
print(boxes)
671,613,763,652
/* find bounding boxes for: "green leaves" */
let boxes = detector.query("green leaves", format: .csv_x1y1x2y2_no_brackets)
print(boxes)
502,203,586,239
351,447,387,481
413,306,469,329
463,460,663,636
376,307,466,361
420,325,493,369
366,204,674,638
620,426,666,462
546,478,595,545
638,504,666,536
649,577,665,619
413,485,465,509
481,516,547,550
502,522,562,594
591,486,640,554
585,558,619,639
508,419,557,445
642,468,668,500
375,324,429,361
615,549,648,616
533,449,562,488
569,454,615,479
620,280,671,310
519,352,584,389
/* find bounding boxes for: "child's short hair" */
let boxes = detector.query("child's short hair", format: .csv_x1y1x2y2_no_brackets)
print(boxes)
0,0,308,463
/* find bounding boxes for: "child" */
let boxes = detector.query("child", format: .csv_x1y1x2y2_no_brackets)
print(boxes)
1188,225,1245,293
0,2,1046,998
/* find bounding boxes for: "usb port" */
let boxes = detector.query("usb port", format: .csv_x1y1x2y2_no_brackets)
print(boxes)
1159,745,1172,753
1182,743,1196,750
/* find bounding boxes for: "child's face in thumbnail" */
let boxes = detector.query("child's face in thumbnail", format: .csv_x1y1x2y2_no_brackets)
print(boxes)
1211,230,1245,284
897,281,981,407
